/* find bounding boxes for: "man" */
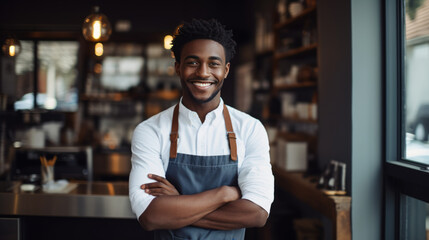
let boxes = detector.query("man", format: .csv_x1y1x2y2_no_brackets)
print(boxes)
129,18,274,240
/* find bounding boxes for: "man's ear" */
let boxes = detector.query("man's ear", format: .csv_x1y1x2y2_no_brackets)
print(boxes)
224,62,230,79
175,61,180,76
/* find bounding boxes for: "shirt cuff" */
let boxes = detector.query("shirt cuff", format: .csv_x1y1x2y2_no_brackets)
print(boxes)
129,192,156,220
242,192,273,214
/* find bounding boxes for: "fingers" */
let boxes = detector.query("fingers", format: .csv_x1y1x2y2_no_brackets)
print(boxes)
141,184,179,196
147,174,174,187
141,181,163,190
140,182,165,195
143,187,170,196
140,174,180,196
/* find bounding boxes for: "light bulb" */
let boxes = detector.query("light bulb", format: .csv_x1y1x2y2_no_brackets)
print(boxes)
95,42,104,56
94,63,103,74
1,37,21,57
92,20,102,40
9,45,16,56
164,35,173,50
82,6,112,42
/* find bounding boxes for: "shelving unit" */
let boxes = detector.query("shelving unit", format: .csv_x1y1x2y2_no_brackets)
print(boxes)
273,81,317,91
252,3,352,239
274,43,318,60
274,6,317,30
269,3,319,173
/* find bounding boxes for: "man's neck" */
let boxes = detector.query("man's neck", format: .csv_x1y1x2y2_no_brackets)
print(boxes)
182,97,221,123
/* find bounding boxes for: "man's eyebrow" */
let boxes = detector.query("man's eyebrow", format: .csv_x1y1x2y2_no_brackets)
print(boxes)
184,55,199,60
183,55,223,62
209,56,223,62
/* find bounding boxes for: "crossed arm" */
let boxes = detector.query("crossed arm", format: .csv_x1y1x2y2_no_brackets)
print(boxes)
138,174,268,231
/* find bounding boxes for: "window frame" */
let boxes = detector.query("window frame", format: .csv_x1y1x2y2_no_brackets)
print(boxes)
385,0,429,239
9,32,83,111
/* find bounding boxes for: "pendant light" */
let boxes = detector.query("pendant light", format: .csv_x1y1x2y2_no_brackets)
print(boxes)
1,36,21,57
82,6,112,42
163,35,173,50
94,42,104,57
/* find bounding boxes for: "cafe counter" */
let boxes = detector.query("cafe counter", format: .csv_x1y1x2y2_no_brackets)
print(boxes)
0,180,135,219
0,181,150,240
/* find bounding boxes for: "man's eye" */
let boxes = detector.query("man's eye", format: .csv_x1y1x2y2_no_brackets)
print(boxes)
209,62,221,67
186,61,198,65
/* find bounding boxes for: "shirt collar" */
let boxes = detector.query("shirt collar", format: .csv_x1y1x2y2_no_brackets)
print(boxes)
178,98,224,126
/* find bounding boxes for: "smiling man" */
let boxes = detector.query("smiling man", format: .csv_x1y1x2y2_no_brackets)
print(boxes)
129,19,274,240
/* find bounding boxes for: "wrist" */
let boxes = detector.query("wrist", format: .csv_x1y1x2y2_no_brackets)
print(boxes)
220,186,240,203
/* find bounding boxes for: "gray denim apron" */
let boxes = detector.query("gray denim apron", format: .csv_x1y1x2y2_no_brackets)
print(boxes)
154,104,245,240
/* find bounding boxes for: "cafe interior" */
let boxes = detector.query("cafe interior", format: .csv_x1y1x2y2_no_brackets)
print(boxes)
1,0,429,239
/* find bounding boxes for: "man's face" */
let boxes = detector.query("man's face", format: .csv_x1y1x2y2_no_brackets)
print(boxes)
175,39,230,105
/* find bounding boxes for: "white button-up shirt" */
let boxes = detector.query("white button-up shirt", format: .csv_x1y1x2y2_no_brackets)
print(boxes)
129,98,274,219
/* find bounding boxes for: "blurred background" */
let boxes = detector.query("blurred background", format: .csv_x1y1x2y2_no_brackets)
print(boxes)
2,0,429,240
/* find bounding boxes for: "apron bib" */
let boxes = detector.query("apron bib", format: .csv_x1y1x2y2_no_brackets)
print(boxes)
154,104,245,240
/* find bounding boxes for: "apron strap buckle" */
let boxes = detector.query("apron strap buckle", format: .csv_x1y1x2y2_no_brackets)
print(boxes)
227,132,236,139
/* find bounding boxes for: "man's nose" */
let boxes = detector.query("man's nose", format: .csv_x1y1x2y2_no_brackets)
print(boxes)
196,63,210,78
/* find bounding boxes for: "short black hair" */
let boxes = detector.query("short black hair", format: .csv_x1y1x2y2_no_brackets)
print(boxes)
171,19,237,63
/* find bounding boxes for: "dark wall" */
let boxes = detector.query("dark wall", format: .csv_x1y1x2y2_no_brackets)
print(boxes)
0,0,255,44
317,1,352,184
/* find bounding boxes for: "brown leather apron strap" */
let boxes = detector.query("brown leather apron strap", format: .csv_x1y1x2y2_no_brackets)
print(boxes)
169,103,237,161
169,104,180,159
223,104,237,161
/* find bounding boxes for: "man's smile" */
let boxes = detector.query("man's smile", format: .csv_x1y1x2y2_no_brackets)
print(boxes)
188,79,218,89
193,82,212,88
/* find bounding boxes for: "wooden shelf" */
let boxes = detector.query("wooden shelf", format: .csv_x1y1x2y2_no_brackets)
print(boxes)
80,93,144,101
255,49,274,58
275,131,317,143
282,116,317,124
147,89,181,101
274,6,317,30
81,89,181,102
271,114,317,124
272,166,351,240
274,43,318,60
273,81,317,90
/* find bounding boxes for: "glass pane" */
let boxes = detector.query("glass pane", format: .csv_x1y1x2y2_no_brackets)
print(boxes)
14,41,34,110
404,0,429,164
38,41,79,111
14,41,79,111
400,195,428,240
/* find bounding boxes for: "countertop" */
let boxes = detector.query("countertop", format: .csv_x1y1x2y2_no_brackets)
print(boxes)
0,180,135,219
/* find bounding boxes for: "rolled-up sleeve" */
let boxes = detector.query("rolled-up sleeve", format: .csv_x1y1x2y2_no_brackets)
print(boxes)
238,120,274,214
129,122,166,219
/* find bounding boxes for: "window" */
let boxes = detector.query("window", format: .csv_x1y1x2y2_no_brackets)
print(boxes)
404,0,429,165
385,0,429,239
14,40,79,111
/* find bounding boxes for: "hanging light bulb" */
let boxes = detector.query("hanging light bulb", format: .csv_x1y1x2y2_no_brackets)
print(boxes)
92,21,102,40
1,36,21,57
164,35,173,50
82,6,112,42
95,42,104,56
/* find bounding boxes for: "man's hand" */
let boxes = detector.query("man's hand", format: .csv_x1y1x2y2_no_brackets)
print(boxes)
141,174,180,196
139,182,241,230
142,174,242,201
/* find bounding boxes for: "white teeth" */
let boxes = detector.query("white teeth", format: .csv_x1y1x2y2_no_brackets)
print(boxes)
193,82,211,87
